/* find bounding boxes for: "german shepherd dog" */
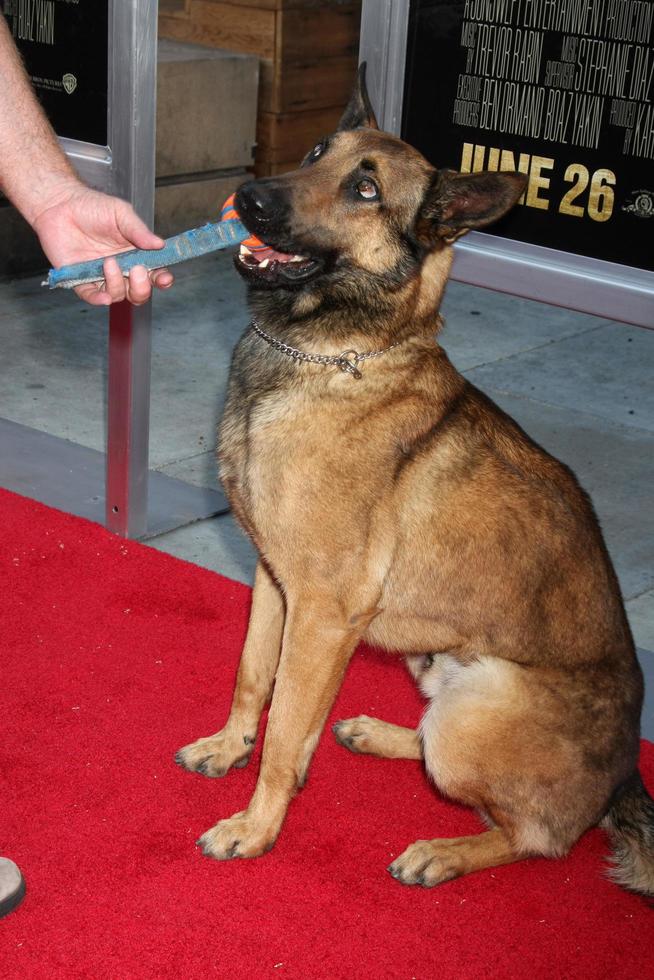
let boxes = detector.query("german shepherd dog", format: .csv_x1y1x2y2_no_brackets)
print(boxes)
177,67,654,894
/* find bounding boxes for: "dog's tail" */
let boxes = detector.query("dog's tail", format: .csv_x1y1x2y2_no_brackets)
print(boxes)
602,770,654,898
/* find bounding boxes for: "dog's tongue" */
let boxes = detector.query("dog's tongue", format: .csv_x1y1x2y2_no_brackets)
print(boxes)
248,245,296,264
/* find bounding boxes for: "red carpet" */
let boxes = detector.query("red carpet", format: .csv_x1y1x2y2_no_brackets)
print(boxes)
1,487,653,978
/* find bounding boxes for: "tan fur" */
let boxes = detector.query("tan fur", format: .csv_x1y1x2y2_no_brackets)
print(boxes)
333,715,422,760
388,829,519,887
177,76,648,891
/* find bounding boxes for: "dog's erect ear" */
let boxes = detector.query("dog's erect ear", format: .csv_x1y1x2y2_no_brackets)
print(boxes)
337,62,379,132
416,170,527,245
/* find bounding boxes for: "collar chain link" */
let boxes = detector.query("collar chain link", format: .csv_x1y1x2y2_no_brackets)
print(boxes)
250,320,401,380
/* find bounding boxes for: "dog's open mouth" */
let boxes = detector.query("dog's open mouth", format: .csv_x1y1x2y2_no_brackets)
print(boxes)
236,241,322,286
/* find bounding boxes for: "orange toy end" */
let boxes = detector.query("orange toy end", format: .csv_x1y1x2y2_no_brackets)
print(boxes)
221,194,265,251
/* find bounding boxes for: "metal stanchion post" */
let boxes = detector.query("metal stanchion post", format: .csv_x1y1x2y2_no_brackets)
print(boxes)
105,300,152,536
104,0,157,537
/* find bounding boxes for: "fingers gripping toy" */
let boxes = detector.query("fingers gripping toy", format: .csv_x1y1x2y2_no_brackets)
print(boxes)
43,195,264,290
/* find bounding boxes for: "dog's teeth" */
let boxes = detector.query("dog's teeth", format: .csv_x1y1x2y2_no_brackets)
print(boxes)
259,259,270,268
239,244,252,256
290,255,306,263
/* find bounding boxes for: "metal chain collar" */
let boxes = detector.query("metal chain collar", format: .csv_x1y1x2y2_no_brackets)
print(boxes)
250,320,401,380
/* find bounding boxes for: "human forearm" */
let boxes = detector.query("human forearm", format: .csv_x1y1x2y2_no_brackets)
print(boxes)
0,15,172,305
0,14,80,226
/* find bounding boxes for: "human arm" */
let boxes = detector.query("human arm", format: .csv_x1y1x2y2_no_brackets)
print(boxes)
0,15,172,306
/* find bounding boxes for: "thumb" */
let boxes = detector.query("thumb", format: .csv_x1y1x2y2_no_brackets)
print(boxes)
115,201,165,251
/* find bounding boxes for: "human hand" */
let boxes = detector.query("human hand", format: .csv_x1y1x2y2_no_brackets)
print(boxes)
32,181,173,306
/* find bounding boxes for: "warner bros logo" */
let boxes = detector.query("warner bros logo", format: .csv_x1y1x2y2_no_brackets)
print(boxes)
62,73,77,95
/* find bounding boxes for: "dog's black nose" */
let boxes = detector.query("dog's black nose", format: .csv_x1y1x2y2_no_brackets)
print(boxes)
238,180,277,219
251,186,271,213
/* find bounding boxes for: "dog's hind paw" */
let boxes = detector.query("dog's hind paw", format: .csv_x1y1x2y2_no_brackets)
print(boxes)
388,840,461,888
333,715,377,754
333,715,422,761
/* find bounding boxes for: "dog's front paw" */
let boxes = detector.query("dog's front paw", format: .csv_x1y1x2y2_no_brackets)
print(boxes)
197,811,278,861
175,730,254,778
387,840,460,888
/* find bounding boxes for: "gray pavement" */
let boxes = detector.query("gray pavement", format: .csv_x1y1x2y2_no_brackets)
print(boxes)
0,250,652,736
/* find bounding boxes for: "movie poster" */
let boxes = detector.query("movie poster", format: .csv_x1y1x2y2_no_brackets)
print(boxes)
1,0,109,146
403,0,653,272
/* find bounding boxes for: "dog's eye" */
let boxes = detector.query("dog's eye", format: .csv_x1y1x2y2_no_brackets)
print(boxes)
308,141,326,162
356,178,379,200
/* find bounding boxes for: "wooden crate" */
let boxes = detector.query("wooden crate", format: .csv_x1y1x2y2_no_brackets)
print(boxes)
254,160,296,176
160,1,277,59
159,0,361,175
256,104,344,164
259,54,358,113
159,0,189,17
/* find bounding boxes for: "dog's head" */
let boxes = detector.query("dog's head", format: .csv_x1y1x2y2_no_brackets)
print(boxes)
235,65,525,319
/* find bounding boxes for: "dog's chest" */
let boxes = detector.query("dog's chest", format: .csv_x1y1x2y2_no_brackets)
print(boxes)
225,391,348,518
219,380,398,582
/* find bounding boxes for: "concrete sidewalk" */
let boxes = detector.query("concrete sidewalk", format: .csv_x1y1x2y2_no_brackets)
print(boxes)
1,250,652,734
